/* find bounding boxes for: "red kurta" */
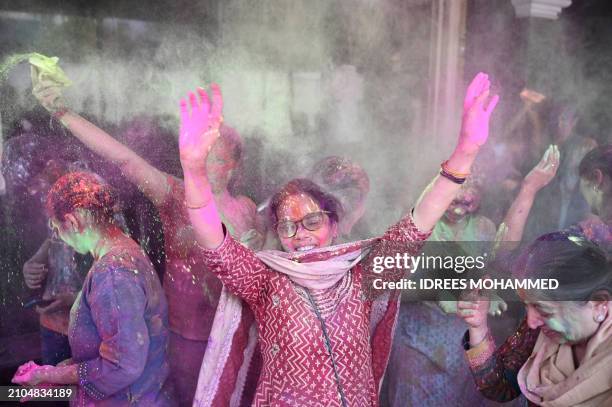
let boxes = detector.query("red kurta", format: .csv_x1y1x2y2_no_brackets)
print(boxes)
198,214,430,406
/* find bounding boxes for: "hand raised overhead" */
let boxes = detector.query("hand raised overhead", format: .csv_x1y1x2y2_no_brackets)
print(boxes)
179,84,224,172
458,72,499,153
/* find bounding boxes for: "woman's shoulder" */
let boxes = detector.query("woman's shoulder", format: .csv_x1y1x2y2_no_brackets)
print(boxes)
88,246,152,286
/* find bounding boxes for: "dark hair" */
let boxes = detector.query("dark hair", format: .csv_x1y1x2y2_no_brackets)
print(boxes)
519,231,612,302
579,144,612,190
46,172,117,224
269,178,342,227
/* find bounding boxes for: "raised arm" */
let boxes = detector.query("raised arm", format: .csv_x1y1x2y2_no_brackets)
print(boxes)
32,77,170,205
412,73,499,231
178,85,225,249
498,145,559,247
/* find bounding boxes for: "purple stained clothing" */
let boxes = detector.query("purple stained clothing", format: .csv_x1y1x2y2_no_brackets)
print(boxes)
68,244,175,406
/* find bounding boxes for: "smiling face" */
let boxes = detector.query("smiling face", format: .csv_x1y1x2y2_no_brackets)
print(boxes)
522,295,603,344
276,193,337,253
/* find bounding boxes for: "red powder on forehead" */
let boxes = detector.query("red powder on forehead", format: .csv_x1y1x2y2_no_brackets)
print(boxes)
46,172,116,222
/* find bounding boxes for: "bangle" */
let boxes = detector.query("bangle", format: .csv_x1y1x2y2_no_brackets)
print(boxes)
439,168,467,184
441,160,470,178
185,194,213,210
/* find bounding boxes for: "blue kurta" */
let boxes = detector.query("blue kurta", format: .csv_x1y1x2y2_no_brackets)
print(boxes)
68,244,174,406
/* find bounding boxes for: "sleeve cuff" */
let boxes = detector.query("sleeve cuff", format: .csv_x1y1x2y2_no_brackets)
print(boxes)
464,330,496,369
77,361,106,400
402,210,433,240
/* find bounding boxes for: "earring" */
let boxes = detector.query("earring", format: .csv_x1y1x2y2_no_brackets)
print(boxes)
595,314,605,323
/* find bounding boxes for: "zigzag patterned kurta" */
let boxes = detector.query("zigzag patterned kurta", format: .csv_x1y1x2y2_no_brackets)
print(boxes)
199,214,430,406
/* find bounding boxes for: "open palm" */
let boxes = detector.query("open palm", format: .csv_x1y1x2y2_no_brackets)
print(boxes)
459,73,499,153
179,84,224,171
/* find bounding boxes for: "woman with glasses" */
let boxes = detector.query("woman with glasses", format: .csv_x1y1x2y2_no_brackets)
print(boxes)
181,73,498,406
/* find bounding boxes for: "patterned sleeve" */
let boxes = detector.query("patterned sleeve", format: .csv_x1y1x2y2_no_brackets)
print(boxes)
198,225,274,308
380,211,432,244
77,268,150,400
463,319,539,402
359,212,432,293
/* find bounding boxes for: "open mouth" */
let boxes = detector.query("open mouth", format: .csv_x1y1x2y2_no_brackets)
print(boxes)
295,245,316,252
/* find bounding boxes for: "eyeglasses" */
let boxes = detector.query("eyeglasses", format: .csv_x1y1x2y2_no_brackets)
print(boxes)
276,211,330,239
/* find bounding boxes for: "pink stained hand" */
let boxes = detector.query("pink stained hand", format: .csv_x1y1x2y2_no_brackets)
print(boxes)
459,72,500,153
179,84,224,171
12,361,46,386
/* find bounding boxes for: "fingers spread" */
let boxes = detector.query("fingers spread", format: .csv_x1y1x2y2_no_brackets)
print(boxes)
188,91,198,112
210,83,224,119
179,99,189,122
197,87,210,110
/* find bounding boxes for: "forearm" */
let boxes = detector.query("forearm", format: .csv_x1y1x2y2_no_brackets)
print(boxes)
412,148,478,231
468,325,489,347
183,168,224,249
60,112,139,167
60,111,168,204
500,184,537,243
37,364,78,385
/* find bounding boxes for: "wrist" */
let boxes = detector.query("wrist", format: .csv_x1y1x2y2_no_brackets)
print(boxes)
446,147,478,175
34,366,52,383
468,325,489,347
181,163,208,177
519,181,539,196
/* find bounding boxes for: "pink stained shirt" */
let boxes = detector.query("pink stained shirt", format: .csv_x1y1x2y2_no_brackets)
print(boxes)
198,214,431,406
157,176,253,340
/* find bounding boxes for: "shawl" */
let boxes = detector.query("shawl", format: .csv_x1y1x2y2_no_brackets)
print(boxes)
518,302,612,406
193,238,400,406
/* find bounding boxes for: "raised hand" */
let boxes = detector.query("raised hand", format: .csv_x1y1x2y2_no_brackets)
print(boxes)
31,65,67,112
519,88,546,106
458,72,499,153
179,84,224,172
522,145,560,193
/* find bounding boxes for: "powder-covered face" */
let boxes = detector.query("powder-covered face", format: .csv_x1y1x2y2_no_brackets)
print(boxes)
579,177,602,216
206,139,236,194
49,213,96,255
523,298,600,344
276,193,337,253
444,187,481,224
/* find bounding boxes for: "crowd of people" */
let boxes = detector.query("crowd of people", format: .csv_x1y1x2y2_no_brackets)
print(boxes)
2,60,611,407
